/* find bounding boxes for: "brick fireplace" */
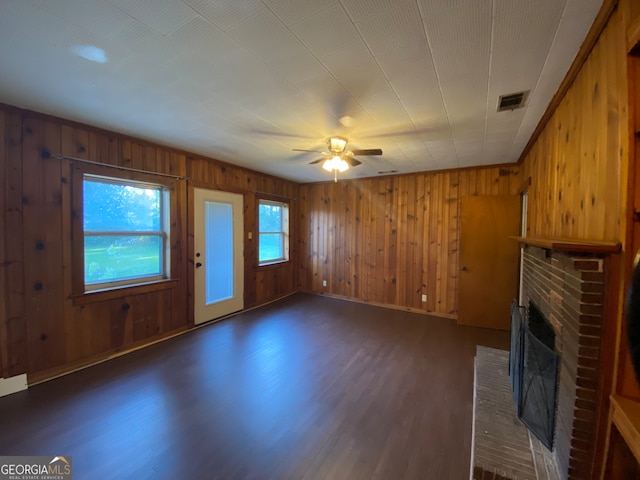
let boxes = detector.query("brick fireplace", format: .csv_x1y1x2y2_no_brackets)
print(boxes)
519,245,605,480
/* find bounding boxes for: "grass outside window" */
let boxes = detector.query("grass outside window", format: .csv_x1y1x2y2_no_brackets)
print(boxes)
83,175,169,290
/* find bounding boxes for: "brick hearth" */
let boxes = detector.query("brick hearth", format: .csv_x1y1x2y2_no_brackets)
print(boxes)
472,346,558,480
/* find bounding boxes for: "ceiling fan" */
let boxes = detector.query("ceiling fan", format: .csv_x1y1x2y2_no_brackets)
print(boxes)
293,136,383,181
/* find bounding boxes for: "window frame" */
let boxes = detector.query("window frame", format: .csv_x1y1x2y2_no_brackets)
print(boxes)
72,163,174,296
257,198,289,266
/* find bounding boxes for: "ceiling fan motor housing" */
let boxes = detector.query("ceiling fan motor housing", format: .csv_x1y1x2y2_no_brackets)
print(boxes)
327,136,348,153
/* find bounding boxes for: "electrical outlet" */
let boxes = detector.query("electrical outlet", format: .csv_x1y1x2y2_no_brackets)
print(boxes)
322,280,327,287
421,294,427,302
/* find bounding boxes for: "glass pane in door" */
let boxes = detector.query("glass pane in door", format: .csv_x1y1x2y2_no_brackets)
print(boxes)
205,201,233,304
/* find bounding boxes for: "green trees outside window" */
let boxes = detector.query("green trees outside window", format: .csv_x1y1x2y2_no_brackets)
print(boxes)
83,176,168,288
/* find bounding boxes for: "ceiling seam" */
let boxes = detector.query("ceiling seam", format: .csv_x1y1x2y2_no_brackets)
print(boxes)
416,0,457,170
174,0,334,144
103,0,168,37
481,0,497,166
258,1,370,131
271,0,393,137
345,0,426,166
508,0,570,159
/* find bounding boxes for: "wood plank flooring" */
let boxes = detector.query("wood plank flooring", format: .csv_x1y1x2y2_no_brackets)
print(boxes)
0,293,508,479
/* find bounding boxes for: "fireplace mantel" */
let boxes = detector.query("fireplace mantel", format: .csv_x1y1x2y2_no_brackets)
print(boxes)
512,236,621,254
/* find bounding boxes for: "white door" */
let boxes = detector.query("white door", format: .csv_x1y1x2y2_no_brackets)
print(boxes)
194,188,244,325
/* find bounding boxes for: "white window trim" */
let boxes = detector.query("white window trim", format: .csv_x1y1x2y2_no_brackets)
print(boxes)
83,174,170,291
258,199,289,266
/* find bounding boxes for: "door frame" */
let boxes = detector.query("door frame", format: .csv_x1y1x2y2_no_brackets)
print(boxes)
192,187,244,325
458,194,521,330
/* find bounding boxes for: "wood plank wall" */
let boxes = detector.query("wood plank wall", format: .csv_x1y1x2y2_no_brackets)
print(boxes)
298,167,521,317
1,109,27,379
0,104,298,381
520,7,628,243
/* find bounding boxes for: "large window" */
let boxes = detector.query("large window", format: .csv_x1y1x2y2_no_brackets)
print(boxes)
258,199,289,265
83,175,169,290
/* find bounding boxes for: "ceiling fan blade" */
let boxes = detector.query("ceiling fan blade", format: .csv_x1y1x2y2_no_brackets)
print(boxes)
347,157,362,167
250,129,313,139
309,157,326,165
293,148,325,153
351,148,382,156
359,125,446,140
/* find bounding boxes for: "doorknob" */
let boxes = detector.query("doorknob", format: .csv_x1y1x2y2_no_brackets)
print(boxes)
196,262,202,268
461,265,468,271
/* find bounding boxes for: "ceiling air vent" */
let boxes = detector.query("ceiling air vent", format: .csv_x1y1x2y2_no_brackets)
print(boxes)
497,91,529,112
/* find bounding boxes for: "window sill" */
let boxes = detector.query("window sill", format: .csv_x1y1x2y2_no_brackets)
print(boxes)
256,260,290,270
72,278,178,306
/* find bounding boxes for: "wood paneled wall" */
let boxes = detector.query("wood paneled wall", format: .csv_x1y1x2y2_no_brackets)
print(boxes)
298,167,522,317
0,104,298,381
1,109,28,379
521,7,628,243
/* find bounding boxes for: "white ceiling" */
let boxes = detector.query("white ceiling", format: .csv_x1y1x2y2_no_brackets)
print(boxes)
0,0,602,183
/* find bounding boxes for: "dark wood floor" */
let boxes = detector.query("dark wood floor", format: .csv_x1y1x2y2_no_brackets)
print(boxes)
0,293,508,479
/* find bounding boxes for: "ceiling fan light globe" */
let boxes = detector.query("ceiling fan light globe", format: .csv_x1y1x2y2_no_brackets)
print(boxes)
322,155,349,174
329,155,347,172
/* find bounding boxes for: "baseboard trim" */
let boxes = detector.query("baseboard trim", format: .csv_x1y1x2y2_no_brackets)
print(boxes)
27,291,301,386
301,290,458,320
28,327,190,386
0,374,28,397
28,290,453,386
192,291,300,330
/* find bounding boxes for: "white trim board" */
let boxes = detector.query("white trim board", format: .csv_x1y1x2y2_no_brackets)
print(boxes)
0,374,27,397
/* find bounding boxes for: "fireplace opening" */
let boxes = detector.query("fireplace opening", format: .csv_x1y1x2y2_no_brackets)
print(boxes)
510,300,559,450
528,301,555,351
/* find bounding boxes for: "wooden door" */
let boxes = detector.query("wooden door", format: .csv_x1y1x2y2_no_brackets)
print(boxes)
458,195,521,330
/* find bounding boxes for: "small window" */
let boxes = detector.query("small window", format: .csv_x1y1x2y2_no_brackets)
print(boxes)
83,175,169,290
258,200,289,265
